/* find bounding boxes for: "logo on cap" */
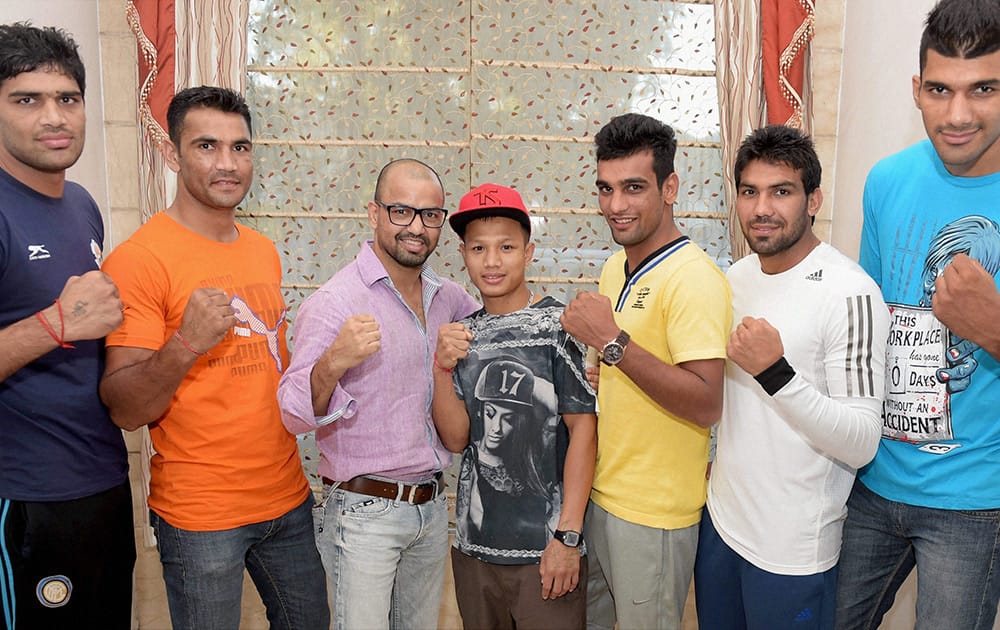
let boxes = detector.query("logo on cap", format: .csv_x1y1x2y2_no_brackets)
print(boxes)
473,187,503,207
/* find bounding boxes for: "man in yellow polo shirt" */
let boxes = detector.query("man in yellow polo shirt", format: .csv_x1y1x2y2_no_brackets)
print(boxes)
561,113,731,630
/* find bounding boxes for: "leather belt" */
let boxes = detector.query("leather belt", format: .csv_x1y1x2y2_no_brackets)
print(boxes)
322,473,444,505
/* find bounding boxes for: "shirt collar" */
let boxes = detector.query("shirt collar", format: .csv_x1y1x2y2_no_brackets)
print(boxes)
357,240,443,291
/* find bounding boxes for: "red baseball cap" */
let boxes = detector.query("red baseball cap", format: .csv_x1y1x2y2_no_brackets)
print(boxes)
450,183,531,239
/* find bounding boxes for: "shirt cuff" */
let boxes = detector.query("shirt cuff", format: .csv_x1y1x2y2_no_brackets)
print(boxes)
317,399,355,426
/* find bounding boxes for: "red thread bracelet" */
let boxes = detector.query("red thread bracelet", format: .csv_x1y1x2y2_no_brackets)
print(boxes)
433,352,454,373
173,330,206,356
35,302,75,349
55,298,68,346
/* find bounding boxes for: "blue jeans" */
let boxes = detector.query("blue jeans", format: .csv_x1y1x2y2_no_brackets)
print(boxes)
835,480,1000,630
150,497,329,630
313,485,449,630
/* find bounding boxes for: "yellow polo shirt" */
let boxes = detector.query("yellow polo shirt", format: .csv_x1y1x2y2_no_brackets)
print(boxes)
592,239,731,530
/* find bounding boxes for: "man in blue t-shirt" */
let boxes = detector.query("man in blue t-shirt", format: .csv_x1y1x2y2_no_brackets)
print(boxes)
835,1,1000,629
0,23,134,629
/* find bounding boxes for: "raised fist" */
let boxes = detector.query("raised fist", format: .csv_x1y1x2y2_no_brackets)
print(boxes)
727,316,785,376
58,271,124,341
177,288,236,353
436,322,473,370
320,314,382,372
560,291,618,349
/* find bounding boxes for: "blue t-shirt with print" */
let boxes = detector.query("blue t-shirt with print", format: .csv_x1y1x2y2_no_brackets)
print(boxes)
858,139,1000,510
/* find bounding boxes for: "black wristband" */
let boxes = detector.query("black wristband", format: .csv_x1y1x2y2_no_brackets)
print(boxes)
754,356,795,396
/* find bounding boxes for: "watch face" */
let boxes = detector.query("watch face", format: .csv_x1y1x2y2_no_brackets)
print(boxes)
602,343,624,365
557,530,581,547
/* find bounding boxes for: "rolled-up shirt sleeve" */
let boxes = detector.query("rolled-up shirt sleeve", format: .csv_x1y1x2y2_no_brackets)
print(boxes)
277,287,357,434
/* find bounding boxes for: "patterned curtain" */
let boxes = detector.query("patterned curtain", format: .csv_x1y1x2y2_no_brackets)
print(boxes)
175,0,249,91
715,0,765,262
127,0,249,545
129,0,249,220
127,0,173,222
762,0,815,129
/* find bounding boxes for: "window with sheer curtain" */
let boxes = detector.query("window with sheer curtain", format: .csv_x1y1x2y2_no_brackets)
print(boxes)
241,0,727,483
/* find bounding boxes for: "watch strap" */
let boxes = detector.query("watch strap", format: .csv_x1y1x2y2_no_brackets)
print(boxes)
611,329,630,348
600,329,631,366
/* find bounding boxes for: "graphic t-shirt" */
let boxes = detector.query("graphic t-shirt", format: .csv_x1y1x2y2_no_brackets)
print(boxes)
104,212,310,530
452,297,596,565
859,139,1000,509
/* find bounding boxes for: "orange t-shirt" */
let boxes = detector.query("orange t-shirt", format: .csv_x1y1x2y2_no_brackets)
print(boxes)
104,213,310,530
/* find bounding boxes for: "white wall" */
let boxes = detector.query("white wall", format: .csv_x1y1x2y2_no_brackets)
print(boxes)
0,1,110,230
831,0,935,259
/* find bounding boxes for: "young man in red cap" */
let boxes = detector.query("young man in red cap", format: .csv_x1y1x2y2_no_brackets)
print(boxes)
433,183,597,629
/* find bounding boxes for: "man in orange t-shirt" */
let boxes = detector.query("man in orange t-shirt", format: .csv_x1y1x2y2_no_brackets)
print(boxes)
100,87,327,629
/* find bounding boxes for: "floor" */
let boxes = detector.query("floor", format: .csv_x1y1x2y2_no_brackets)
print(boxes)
125,452,993,629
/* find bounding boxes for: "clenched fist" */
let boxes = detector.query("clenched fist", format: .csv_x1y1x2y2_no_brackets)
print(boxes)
932,253,1000,351
727,316,785,376
177,288,236,353
560,291,619,349
436,322,473,370
320,314,382,372
58,271,124,341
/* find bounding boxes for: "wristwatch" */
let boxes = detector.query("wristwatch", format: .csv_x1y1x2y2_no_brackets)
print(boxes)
600,330,631,366
554,529,582,548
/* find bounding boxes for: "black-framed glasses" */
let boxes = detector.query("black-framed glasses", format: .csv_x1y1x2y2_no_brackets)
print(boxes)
374,200,449,228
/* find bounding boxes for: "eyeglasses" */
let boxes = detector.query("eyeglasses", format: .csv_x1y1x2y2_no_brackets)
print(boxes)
374,200,449,229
